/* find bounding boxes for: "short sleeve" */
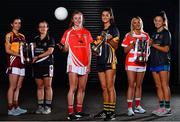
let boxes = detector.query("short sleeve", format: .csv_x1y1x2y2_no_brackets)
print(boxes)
162,31,171,46
112,27,120,38
48,37,55,48
87,31,93,43
121,33,131,47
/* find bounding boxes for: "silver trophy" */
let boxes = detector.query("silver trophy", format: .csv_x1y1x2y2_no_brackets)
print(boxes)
134,38,150,63
20,42,35,64
92,31,111,56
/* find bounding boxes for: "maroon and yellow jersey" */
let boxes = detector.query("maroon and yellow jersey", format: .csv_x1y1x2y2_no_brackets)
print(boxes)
6,31,25,54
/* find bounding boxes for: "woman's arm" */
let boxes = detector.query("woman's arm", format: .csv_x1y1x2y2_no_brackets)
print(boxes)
149,38,170,53
152,44,169,53
124,42,134,54
107,36,119,50
5,34,20,57
33,47,54,62
38,47,54,58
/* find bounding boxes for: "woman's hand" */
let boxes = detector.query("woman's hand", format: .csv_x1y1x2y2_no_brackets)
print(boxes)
86,65,91,74
57,43,64,50
32,56,38,63
149,38,154,46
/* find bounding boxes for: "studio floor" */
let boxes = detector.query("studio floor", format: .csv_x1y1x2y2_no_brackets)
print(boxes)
0,79,180,121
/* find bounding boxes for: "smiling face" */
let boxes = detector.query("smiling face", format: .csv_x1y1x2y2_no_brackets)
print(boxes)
38,22,48,34
11,19,21,31
154,16,164,29
132,18,141,31
72,13,83,27
101,11,111,24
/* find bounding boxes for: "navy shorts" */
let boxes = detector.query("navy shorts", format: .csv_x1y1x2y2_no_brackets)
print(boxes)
150,65,170,72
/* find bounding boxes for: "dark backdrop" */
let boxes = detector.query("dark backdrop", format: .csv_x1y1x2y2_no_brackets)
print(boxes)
0,0,179,89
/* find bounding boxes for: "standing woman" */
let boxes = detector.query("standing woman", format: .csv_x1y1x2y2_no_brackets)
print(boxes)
121,16,150,116
93,8,120,121
32,20,55,114
5,17,27,116
149,11,172,116
59,11,93,120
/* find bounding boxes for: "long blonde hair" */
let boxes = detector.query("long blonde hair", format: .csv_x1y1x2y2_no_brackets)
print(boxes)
130,16,144,34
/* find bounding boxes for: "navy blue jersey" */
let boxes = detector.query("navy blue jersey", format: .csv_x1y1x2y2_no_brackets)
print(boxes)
149,28,171,66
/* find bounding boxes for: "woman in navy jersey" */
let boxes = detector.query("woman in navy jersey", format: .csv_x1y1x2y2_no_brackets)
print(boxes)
149,11,172,116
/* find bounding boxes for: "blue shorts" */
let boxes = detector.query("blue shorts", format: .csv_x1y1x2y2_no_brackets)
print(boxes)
150,65,170,72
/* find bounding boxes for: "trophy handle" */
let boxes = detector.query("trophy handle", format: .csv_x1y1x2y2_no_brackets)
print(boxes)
134,38,139,61
30,42,35,58
146,41,151,61
20,42,25,64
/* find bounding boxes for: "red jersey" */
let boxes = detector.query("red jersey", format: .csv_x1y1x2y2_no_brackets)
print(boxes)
121,31,150,67
61,27,93,66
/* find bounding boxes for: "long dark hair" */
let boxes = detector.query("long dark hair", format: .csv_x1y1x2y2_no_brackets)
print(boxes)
10,16,22,30
154,11,168,30
69,10,84,28
101,8,115,25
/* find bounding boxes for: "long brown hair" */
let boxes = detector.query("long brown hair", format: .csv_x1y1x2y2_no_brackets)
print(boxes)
101,8,115,25
154,11,168,30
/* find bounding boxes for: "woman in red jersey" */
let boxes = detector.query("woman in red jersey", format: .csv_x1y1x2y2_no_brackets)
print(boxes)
59,10,93,120
121,16,150,116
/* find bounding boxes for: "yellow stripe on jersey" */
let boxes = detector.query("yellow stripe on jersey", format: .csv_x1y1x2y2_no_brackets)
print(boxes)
10,42,20,53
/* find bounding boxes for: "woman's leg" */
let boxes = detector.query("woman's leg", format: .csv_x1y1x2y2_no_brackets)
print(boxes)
67,72,78,115
127,71,136,108
152,72,164,102
126,70,136,116
7,74,19,110
134,72,145,107
159,71,171,111
76,74,88,113
98,72,109,103
35,78,45,113
94,72,109,118
13,76,24,108
105,69,116,118
105,69,116,103
44,77,53,113
134,72,146,113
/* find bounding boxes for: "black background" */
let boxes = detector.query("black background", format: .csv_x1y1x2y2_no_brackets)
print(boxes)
0,0,179,89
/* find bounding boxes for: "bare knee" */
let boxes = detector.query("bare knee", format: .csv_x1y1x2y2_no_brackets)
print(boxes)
161,81,169,90
155,82,162,90
101,84,108,93
128,81,135,89
107,83,115,93
69,86,77,94
45,84,52,90
9,85,17,92
37,84,44,90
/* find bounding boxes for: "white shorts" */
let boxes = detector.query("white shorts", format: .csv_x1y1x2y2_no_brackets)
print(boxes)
6,67,25,76
126,66,146,72
67,65,87,75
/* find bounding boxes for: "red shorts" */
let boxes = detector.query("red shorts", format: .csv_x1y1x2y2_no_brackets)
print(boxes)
6,55,25,76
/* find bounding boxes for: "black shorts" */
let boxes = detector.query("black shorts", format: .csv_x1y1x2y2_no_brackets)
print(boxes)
33,64,54,78
97,63,116,72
